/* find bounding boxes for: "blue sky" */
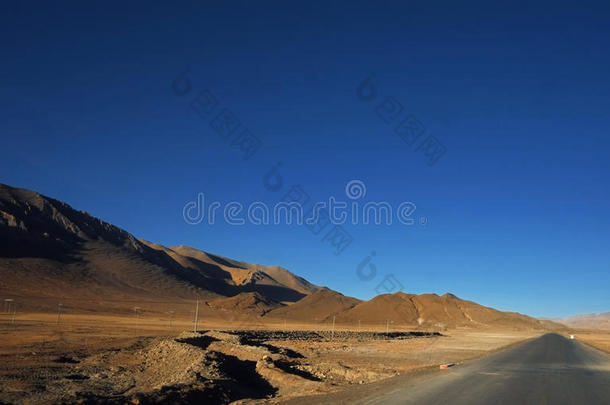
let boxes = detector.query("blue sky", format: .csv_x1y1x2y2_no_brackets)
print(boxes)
2,1,609,318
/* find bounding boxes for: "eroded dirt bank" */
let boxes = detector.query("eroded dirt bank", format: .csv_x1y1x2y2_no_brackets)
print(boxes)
0,330,444,404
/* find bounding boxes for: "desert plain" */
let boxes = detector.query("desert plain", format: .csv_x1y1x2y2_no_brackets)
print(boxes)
3,308,603,404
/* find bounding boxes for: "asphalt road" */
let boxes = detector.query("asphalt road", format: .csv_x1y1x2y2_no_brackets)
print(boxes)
283,333,610,405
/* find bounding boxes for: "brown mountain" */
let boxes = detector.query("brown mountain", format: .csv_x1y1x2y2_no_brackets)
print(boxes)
265,288,361,322
169,245,318,300
206,292,284,316
324,292,563,330
0,183,564,331
0,183,320,312
559,312,610,330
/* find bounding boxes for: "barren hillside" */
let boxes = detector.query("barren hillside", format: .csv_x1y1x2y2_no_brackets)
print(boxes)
0,183,563,331
559,312,610,330
329,292,564,330
265,288,361,322
0,183,320,313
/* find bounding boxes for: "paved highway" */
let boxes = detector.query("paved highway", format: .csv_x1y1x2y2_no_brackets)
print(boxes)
283,333,610,404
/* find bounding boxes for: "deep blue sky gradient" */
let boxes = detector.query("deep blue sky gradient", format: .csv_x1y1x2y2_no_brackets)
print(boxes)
2,1,609,318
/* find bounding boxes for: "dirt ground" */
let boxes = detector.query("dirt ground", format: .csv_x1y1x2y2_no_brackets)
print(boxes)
0,312,542,404
571,330,610,354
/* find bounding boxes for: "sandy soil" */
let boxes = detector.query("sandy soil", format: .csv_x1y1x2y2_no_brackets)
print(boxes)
0,312,541,404
571,330,610,354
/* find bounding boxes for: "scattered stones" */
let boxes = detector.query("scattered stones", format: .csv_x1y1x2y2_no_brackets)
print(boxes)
1,329,443,404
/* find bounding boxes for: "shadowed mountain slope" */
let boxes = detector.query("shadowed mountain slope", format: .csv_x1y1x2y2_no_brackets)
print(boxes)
206,292,284,316
0,183,320,311
265,288,361,322
0,183,564,331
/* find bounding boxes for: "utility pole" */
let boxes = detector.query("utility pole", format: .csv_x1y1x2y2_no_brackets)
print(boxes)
56,303,63,326
386,319,389,335
193,299,199,333
331,315,336,339
168,311,174,329
134,307,141,331
4,299,14,314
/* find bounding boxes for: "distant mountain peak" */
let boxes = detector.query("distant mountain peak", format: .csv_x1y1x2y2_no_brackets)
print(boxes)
559,312,610,330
